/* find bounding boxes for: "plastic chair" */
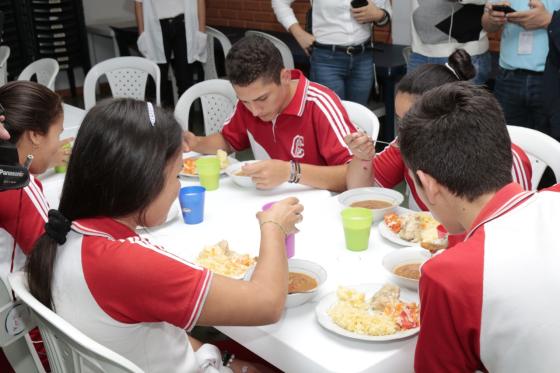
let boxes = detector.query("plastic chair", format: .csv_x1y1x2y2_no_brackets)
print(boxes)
83,56,161,110
174,79,237,134
507,125,560,189
0,46,11,86
18,58,59,91
402,46,412,66
342,100,380,140
245,30,294,69
9,272,144,373
203,27,232,80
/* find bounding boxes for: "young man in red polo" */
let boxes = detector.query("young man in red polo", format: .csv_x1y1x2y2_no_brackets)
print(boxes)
398,81,560,372
184,36,357,192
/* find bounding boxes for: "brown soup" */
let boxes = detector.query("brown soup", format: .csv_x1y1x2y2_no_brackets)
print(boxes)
393,263,421,280
288,272,318,293
350,199,393,209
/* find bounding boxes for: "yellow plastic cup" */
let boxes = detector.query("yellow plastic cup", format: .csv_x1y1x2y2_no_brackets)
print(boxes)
195,157,220,191
341,207,373,251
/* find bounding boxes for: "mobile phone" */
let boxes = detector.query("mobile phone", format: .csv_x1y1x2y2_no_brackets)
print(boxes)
351,0,369,8
491,4,516,13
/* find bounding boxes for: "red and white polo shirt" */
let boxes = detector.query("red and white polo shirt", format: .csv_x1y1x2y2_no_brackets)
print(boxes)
221,69,356,166
415,182,560,372
0,175,48,284
373,142,533,211
52,217,212,372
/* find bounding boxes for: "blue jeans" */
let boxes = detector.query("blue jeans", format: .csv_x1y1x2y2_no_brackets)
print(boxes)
494,69,548,133
310,47,374,105
407,51,492,85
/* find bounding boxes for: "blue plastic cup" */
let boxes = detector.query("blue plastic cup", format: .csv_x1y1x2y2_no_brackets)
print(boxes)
179,186,205,224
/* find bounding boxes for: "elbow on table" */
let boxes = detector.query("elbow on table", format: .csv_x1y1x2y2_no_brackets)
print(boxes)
258,293,286,324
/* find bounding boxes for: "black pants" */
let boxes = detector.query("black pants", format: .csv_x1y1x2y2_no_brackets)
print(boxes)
159,14,203,107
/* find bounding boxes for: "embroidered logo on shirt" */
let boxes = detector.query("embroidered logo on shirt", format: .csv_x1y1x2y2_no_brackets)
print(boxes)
291,135,305,158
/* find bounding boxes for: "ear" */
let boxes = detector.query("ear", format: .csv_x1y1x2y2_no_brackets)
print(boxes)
27,130,44,146
416,170,441,206
280,68,291,84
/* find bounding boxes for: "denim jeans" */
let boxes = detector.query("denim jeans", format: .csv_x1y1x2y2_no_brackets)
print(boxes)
407,51,492,85
494,69,548,133
310,47,375,105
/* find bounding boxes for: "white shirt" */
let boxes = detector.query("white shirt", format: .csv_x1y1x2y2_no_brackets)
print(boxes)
272,0,391,45
135,0,184,20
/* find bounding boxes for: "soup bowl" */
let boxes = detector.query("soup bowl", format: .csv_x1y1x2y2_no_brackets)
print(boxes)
337,187,404,223
286,259,327,308
225,161,258,188
382,248,431,291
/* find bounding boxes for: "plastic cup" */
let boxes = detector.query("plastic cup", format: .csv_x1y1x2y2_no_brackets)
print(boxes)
262,201,295,258
341,207,373,251
179,186,205,224
54,142,72,173
196,157,220,191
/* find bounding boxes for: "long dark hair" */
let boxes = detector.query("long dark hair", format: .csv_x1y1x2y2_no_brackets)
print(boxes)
397,49,476,95
0,81,62,143
26,98,183,309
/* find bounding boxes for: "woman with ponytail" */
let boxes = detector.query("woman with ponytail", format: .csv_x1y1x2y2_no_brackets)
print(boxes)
344,49,533,211
27,98,302,372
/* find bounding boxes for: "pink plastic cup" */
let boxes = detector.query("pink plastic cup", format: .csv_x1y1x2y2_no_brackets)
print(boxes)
262,201,295,258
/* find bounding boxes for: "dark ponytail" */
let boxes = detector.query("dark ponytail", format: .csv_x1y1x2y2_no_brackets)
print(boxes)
26,98,183,309
397,49,476,95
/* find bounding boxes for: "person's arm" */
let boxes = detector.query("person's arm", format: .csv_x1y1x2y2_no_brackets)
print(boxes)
344,132,375,189
506,0,552,30
272,0,315,54
198,197,303,325
183,131,234,154
351,0,387,24
482,1,508,33
197,0,206,32
134,0,144,33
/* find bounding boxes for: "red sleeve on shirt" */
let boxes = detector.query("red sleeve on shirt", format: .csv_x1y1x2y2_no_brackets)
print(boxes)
372,144,406,188
221,102,250,152
311,89,356,165
511,143,532,190
82,236,212,331
0,177,48,254
415,231,486,373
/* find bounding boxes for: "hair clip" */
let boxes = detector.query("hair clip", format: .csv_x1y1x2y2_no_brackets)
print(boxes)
146,102,156,127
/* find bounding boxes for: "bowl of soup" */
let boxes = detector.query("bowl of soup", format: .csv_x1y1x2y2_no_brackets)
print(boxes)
225,161,258,188
337,187,404,223
382,248,431,290
286,259,327,308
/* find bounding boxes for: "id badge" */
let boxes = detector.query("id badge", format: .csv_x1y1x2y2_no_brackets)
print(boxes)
518,31,533,55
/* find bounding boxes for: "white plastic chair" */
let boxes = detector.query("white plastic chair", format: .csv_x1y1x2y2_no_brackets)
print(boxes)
83,56,161,110
9,272,144,373
0,46,11,86
18,58,59,91
507,125,560,189
203,27,232,80
342,100,380,140
174,79,237,134
245,30,294,69
402,46,412,66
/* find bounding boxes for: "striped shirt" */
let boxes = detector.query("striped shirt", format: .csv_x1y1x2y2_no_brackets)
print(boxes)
221,69,356,165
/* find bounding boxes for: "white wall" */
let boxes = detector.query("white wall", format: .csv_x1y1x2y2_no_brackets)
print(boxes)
391,0,412,46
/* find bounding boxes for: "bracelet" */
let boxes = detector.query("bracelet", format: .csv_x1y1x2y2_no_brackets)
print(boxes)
374,9,390,26
260,220,288,237
222,351,235,367
288,160,301,184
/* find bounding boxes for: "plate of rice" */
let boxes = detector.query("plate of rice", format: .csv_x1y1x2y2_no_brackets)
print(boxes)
315,283,420,341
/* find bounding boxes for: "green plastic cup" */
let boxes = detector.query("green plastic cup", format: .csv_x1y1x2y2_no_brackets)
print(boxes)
341,207,373,251
54,142,72,173
196,157,220,191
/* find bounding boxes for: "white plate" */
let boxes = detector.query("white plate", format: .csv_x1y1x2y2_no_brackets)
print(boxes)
180,154,238,177
315,283,420,342
378,207,423,247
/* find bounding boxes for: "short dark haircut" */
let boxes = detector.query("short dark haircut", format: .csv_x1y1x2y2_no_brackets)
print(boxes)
397,49,476,96
27,98,183,309
398,82,513,201
226,35,284,86
0,81,63,143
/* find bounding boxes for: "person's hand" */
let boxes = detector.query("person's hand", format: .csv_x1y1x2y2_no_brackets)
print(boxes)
506,0,552,30
344,132,375,161
351,0,385,23
182,131,198,152
242,160,291,189
50,137,73,168
257,196,304,235
0,115,9,140
292,27,315,56
485,1,510,27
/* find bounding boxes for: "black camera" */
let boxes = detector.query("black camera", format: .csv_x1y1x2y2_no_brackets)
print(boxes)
0,141,30,191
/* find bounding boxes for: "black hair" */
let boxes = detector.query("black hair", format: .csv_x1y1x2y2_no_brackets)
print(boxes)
26,98,183,309
397,49,476,96
0,81,63,143
398,82,513,201
226,35,284,86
